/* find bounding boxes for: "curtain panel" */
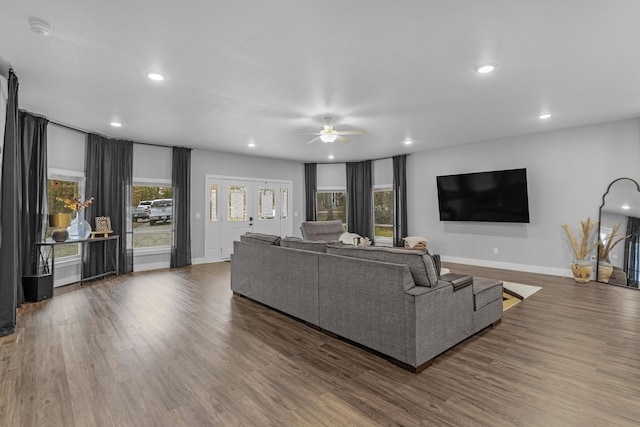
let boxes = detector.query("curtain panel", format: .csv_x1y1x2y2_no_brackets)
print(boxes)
170,147,191,268
0,74,7,200
392,155,408,247
624,216,640,287
0,70,21,336
346,160,372,239
304,163,317,221
85,134,133,277
19,111,49,276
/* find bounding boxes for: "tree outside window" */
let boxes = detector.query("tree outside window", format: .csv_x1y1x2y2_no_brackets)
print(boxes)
374,189,393,238
47,178,81,258
316,191,347,225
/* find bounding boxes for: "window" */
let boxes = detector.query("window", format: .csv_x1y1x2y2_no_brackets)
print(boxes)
228,185,247,221
316,191,347,225
132,184,173,249
373,189,393,239
210,184,218,222
47,175,83,258
258,187,276,220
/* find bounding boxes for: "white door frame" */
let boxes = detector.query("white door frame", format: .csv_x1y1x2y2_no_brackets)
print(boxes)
204,174,293,262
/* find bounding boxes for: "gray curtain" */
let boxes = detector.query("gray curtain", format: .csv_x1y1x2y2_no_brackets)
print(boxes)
304,163,317,221
392,155,408,247
85,133,133,277
19,111,49,276
346,160,372,239
170,147,191,268
0,70,21,336
624,216,640,288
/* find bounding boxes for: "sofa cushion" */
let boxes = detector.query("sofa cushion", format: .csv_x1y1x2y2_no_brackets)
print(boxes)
300,220,344,241
240,232,281,246
472,277,503,310
326,244,438,287
280,237,328,253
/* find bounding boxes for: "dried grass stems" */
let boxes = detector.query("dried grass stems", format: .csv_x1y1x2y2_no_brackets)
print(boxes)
598,221,630,262
561,217,600,260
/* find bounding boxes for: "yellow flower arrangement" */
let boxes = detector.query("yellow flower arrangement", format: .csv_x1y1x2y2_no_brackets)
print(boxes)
56,196,94,211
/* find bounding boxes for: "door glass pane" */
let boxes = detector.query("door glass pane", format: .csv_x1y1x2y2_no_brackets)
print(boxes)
228,186,247,221
210,184,218,222
282,188,288,220
259,188,276,220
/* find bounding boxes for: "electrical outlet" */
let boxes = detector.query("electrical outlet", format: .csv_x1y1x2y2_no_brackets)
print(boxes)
493,247,499,254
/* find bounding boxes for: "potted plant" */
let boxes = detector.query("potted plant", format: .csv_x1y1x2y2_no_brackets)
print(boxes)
597,221,629,283
561,218,600,283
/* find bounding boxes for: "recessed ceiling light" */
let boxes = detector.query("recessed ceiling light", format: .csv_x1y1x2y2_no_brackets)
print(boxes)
539,113,552,120
247,142,256,148
475,64,495,74
146,72,165,81
110,121,122,127
29,17,52,36
622,204,630,210
404,139,413,145
328,155,334,160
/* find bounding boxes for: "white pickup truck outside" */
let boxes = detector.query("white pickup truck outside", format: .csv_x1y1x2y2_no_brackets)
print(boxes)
148,199,173,226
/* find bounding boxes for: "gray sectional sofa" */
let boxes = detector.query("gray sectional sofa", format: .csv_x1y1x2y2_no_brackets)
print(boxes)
231,234,503,372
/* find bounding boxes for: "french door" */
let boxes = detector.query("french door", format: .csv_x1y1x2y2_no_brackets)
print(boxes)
205,176,293,261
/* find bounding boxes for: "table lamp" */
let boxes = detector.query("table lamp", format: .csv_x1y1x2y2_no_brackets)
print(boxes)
49,213,71,242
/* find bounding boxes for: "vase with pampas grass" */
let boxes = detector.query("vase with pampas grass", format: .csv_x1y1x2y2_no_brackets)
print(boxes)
597,221,630,283
561,218,600,283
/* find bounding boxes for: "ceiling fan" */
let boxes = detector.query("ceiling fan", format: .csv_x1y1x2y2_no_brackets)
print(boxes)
303,117,366,144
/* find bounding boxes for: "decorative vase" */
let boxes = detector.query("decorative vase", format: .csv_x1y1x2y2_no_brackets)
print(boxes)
51,228,69,242
68,211,91,239
597,260,614,283
570,259,592,283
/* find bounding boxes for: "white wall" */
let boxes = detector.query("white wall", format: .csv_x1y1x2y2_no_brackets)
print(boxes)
408,117,640,276
190,149,304,263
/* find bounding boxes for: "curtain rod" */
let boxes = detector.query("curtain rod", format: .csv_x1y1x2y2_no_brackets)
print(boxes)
48,120,192,150
313,153,410,165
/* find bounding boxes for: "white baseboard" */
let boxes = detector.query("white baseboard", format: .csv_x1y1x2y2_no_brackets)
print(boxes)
191,257,207,265
133,261,170,272
54,274,81,288
441,256,571,278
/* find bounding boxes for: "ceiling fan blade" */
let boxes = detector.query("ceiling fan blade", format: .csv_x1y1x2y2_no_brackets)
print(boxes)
306,136,321,144
297,132,322,135
336,130,366,135
337,135,350,143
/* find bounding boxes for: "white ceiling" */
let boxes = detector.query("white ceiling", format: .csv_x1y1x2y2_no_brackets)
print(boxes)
1,1,640,162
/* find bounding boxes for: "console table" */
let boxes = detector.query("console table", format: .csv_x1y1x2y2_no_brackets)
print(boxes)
35,235,120,286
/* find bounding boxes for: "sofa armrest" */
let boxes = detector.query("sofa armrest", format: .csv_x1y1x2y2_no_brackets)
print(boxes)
404,281,474,367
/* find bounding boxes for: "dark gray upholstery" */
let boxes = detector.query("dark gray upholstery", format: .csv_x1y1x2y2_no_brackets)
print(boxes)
472,277,503,310
240,232,281,245
300,220,344,241
280,237,328,253
326,244,438,287
231,239,503,370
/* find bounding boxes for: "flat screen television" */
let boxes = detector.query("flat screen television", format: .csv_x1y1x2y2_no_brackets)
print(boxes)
436,168,530,223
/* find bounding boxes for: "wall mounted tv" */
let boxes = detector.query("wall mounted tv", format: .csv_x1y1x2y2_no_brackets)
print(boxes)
436,168,530,223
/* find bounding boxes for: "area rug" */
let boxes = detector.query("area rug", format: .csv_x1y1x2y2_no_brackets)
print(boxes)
502,282,542,311
502,282,542,299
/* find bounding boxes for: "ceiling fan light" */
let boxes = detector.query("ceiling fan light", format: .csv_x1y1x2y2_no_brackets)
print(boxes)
320,134,338,143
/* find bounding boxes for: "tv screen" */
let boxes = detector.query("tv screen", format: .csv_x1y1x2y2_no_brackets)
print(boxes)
436,168,530,223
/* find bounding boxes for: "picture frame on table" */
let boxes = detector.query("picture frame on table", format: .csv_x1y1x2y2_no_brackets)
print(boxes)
95,216,112,232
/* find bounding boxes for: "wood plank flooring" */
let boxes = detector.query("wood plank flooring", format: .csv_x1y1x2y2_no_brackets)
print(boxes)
1,262,639,426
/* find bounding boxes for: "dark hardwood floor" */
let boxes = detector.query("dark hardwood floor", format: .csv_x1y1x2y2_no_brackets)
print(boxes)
1,262,639,426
